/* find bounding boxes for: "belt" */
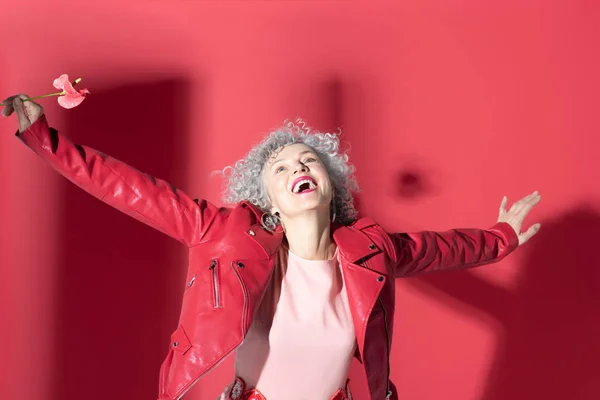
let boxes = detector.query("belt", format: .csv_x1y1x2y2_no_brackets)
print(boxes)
222,377,352,400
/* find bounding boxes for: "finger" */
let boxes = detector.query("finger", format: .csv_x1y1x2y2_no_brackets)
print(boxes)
1,95,19,117
528,193,541,205
1,104,14,117
520,191,539,206
524,190,538,200
499,196,508,216
517,193,542,216
519,223,541,245
509,194,528,213
512,192,541,215
13,97,32,131
21,95,43,121
1,95,17,106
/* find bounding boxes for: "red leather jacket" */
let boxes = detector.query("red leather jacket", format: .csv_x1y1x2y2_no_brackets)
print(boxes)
17,116,519,400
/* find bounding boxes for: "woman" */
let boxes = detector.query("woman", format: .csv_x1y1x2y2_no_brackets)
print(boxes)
2,95,541,400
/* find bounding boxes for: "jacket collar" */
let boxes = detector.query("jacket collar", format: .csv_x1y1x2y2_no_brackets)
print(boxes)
238,201,284,258
239,201,381,263
332,219,382,264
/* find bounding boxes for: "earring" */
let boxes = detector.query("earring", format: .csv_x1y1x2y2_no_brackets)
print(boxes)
260,211,283,233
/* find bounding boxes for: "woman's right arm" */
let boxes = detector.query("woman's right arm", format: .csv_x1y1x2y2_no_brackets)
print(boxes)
3,95,219,247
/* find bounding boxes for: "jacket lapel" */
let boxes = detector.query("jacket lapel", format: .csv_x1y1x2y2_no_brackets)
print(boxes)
334,223,388,358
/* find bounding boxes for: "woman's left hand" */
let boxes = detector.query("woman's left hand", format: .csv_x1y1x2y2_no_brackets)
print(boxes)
497,191,542,246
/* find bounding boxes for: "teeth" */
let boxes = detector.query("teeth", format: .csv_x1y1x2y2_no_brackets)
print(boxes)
293,179,316,193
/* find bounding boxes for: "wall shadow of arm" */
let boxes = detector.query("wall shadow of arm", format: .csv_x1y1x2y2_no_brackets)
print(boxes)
404,206,600,400
405,267,511,322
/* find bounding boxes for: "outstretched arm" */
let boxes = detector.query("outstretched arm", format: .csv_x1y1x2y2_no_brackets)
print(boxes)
2,94,220,247
388,192,541,277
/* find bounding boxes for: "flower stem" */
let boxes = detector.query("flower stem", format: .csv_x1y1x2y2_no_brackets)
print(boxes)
1,78,82,106
22,91,65,102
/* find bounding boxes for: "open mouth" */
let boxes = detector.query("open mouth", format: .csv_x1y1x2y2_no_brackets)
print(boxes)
292,177,317,194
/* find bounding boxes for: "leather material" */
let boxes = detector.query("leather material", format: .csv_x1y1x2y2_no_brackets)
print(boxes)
18,116,520,400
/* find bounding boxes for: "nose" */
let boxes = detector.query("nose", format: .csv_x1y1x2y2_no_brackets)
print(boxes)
293,162,308,174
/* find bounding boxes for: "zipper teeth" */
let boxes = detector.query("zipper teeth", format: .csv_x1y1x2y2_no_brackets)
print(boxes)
210,259,220,308
232,261,249,335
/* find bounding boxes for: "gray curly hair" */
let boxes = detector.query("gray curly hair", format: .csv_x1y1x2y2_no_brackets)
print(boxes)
222,119,360,230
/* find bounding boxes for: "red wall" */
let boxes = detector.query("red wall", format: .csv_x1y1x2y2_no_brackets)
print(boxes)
1,1,599,399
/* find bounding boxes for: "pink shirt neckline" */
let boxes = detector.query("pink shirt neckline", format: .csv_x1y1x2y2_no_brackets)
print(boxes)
232,248,356,399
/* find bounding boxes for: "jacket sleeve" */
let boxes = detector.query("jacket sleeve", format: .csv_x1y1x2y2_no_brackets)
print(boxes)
388,222,519,277
16,115,220,247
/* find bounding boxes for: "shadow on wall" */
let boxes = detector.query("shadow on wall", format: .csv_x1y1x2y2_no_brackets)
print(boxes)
50,78,198,400
393,165,438,201
407,206,600,399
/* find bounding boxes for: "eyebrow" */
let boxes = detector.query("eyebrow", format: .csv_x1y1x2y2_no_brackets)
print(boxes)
271,150,315,166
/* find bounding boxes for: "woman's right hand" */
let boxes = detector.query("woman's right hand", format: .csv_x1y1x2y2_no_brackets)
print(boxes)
1,94,44,133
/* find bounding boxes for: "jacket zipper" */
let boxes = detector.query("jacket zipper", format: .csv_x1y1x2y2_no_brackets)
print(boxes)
186,273,196,290
208,259,221,308
232,261,249,335
175,355,229,400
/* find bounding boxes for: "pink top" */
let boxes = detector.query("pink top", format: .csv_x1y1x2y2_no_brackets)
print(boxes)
232,248,357,399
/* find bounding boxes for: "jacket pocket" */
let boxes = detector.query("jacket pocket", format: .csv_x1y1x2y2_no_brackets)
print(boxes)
170,325,192,355
158,325,193,399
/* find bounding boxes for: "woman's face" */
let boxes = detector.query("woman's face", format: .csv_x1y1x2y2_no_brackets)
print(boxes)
262,143,333,220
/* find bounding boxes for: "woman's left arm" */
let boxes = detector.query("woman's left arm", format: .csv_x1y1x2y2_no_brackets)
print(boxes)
388,191,541,277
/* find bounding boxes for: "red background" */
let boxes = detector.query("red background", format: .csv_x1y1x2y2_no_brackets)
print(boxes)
1,1,599,399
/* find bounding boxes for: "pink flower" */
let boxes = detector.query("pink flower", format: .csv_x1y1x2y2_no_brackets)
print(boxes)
53,74,90,109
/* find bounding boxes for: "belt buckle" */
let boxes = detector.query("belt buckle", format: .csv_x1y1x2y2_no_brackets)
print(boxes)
230,379,244,400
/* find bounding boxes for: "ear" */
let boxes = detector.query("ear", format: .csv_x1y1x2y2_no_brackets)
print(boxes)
264,190,276,215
